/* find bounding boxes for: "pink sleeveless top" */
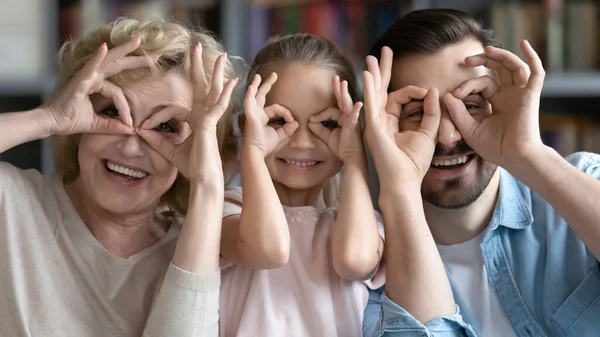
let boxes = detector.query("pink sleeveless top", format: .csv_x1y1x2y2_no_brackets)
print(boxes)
219,186,385,337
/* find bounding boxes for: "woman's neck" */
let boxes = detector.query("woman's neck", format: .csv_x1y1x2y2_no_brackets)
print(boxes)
65,181,168,258
274,181,327,209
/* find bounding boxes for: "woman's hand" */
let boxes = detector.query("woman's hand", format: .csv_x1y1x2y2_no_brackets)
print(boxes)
137,44,238,185
44,36,157,135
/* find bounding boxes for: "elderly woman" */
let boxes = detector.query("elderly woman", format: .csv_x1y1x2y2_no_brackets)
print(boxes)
0,18,239,336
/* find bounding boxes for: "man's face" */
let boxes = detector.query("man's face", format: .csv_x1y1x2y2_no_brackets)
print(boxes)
390,38,497,209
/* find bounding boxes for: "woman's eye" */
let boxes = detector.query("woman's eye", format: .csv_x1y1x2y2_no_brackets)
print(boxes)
321,120,339,129
465,104,479,110
155,122,177,134
268,117,286,127
100,106,120,119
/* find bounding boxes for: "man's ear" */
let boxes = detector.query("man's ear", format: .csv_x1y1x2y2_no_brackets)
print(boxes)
238,113,246,133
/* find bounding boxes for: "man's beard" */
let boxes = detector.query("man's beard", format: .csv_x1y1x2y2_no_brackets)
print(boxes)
422,141,497,209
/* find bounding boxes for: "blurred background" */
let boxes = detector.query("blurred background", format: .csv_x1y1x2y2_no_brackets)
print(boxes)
1,0,599,175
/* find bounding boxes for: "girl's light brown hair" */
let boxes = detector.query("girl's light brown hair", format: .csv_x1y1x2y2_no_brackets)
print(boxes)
53,17,239,216
247,34,359,207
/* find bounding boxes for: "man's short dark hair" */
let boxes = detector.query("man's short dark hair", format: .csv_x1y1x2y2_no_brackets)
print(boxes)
370,8,502,61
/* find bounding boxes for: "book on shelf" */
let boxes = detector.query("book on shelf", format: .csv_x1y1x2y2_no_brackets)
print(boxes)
65,0,222,43
244,0,403,65
540,114,600,156
490,0,600,73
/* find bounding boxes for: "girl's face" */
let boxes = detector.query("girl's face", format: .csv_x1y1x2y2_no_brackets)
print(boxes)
263,63,343,192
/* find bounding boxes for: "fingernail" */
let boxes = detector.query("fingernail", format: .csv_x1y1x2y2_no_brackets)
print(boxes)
140,120,149,129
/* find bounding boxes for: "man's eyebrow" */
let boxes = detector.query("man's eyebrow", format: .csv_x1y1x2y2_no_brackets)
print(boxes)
400,98,423,108
463,92,484,98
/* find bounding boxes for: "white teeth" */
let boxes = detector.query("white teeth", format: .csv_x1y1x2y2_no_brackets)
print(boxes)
284,160,318,168
106,161,147,179
432,155,470,167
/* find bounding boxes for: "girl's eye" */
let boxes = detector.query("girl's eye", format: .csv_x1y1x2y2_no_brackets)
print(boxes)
321,120,339,129
100,105,120,119
155,122,177,134
408,110,424,118
268,117,286,127
465,104,479,110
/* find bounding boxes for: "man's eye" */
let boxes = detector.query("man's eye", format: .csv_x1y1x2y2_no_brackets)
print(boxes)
321,120,339,129
155,122,177,134
100,106,120,119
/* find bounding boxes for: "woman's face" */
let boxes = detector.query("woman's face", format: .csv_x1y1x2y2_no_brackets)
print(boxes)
73,73,192,214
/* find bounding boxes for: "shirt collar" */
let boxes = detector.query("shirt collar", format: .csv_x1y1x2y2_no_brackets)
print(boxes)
487,168,534,232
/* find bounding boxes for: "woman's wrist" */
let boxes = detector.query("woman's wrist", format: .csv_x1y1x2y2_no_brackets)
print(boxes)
36,105,63,137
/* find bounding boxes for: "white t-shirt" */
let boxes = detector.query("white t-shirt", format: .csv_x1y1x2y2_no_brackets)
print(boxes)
0,162,220,337
437,232,517,337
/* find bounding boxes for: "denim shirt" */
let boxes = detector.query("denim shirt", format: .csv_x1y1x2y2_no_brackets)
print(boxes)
363,152,600,337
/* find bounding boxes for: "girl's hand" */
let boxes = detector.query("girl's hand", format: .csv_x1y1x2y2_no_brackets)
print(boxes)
309,75,364,163
243,73,299,157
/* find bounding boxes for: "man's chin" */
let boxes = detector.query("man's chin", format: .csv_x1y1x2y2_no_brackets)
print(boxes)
421,169,497,209
422,189,482,209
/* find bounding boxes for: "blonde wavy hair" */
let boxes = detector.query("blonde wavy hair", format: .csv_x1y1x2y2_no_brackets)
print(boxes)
247,34,359,207
53,17,239,216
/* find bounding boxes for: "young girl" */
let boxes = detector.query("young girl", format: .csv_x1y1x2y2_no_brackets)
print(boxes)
219,34,385,337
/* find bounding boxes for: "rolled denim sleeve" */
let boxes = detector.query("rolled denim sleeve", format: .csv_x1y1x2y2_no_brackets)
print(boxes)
373,292,478,337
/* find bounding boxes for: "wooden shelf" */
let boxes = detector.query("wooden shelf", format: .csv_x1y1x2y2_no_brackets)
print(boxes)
0,76,56,98
542,73,600,98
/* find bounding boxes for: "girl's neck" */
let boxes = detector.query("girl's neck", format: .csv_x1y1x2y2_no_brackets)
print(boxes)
274,181,327,209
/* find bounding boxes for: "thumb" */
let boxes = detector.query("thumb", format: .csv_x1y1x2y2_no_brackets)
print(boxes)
91,115,134,135
282,120,299,137
420,88,441,140
136,129,178,161
442,93,478,142
308,121,330,143
345,102,362,131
